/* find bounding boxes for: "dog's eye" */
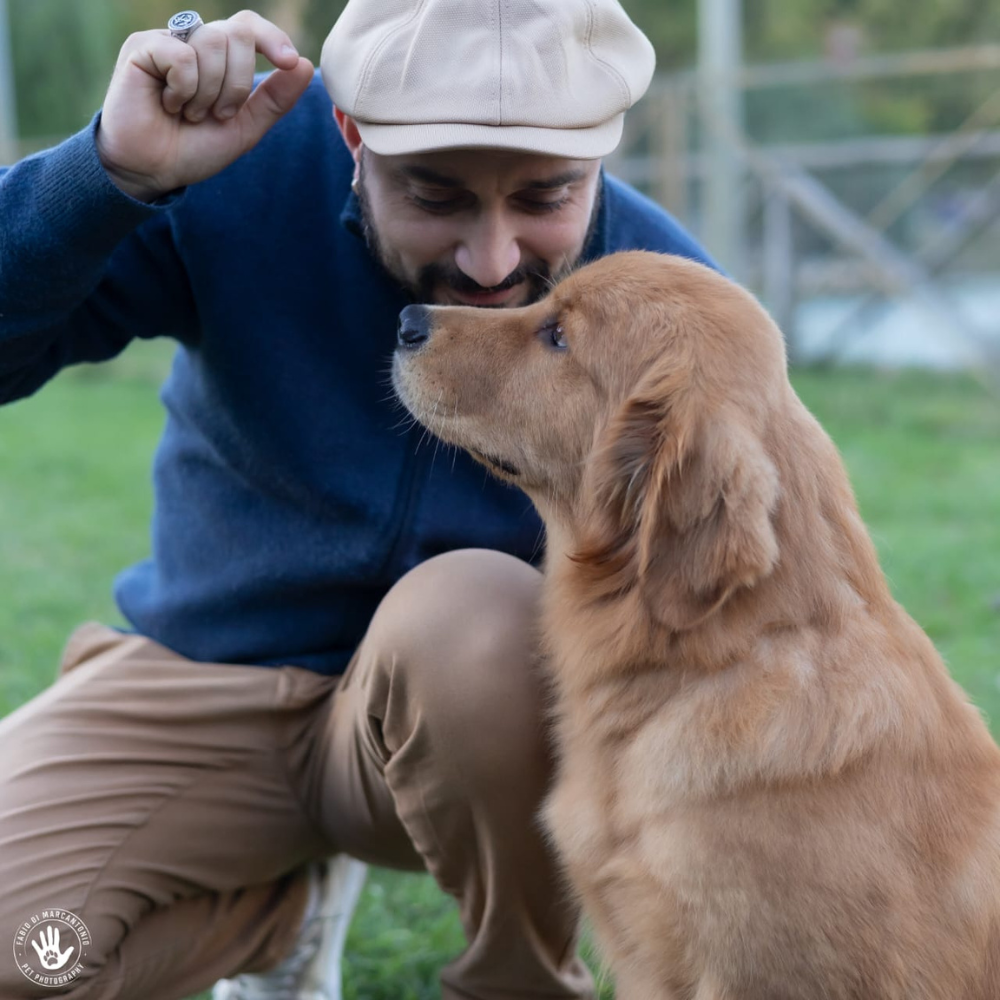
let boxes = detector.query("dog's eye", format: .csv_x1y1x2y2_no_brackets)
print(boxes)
539,320,567,351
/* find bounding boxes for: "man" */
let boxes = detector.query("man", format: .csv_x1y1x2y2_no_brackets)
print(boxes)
0,1,714,998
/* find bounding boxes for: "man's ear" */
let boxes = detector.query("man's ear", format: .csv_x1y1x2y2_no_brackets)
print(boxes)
573,376,780,632
333,109,364,181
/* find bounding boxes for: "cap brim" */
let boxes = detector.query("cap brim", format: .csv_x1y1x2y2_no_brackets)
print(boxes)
353,114,624,160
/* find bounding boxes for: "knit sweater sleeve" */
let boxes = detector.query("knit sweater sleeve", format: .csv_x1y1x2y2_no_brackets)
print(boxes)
0,113,195,405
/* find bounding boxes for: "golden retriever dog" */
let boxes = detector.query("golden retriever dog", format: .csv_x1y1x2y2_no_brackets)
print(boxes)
392,251,1000,999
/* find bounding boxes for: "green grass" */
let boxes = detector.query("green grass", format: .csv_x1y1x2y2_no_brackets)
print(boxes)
1,345,999,999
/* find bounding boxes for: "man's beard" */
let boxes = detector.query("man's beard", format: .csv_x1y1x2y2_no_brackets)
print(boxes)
354,158,602,308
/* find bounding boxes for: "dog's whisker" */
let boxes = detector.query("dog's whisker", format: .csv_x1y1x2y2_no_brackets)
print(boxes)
389,414,418,433
429,394,447,466
529,523,547,564
413,389,445,453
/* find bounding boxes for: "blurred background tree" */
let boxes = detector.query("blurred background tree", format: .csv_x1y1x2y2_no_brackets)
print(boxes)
7,0,1000,140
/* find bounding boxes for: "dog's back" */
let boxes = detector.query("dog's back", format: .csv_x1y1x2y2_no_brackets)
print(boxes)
539,262,1000,999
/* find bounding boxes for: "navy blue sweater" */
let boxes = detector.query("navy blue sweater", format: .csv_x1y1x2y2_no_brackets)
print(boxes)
0,74,715,675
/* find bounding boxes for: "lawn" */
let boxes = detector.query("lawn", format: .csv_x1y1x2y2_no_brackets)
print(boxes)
1,342,998,999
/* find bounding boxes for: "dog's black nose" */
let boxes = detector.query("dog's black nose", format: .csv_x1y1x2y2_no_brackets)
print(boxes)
398,305,431,349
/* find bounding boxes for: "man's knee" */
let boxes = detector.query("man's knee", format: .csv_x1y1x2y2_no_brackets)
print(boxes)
365,549,549,769
373,549,541,671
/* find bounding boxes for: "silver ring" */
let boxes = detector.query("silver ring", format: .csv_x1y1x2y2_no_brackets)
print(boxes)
168,10,204,43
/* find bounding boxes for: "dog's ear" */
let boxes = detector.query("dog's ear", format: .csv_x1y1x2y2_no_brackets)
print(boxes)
575,377,780,631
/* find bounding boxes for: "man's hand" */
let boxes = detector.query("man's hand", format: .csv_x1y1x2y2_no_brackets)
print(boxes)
96,10,314,202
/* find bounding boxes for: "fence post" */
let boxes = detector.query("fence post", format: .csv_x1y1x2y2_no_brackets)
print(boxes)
654,81,690,219
698,0,746,279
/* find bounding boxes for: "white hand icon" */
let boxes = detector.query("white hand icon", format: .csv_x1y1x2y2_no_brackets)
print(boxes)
30,926,75,971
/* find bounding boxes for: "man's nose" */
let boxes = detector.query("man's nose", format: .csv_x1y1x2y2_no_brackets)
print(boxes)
455,217,521,290
398,304,431,348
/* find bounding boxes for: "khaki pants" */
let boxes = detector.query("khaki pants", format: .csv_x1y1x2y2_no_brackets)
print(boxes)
0,550,593,1000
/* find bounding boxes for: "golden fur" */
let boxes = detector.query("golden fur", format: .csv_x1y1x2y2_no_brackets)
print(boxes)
393,251,1000,999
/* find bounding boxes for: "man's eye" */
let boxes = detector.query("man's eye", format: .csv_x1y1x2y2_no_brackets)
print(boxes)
520,196,571,215
410,195,466,214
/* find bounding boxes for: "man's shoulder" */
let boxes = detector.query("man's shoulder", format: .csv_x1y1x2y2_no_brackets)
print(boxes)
601,173,718,270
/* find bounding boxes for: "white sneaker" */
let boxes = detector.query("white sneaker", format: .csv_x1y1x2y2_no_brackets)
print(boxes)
212,855,368,1000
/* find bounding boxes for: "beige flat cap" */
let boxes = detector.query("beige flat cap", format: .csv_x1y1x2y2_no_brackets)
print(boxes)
321,0,656,159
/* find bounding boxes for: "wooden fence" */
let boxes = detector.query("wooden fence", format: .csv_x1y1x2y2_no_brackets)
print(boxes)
606,44,1000,372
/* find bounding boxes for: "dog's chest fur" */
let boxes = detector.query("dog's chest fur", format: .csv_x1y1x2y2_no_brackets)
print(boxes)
538,574,1000,999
